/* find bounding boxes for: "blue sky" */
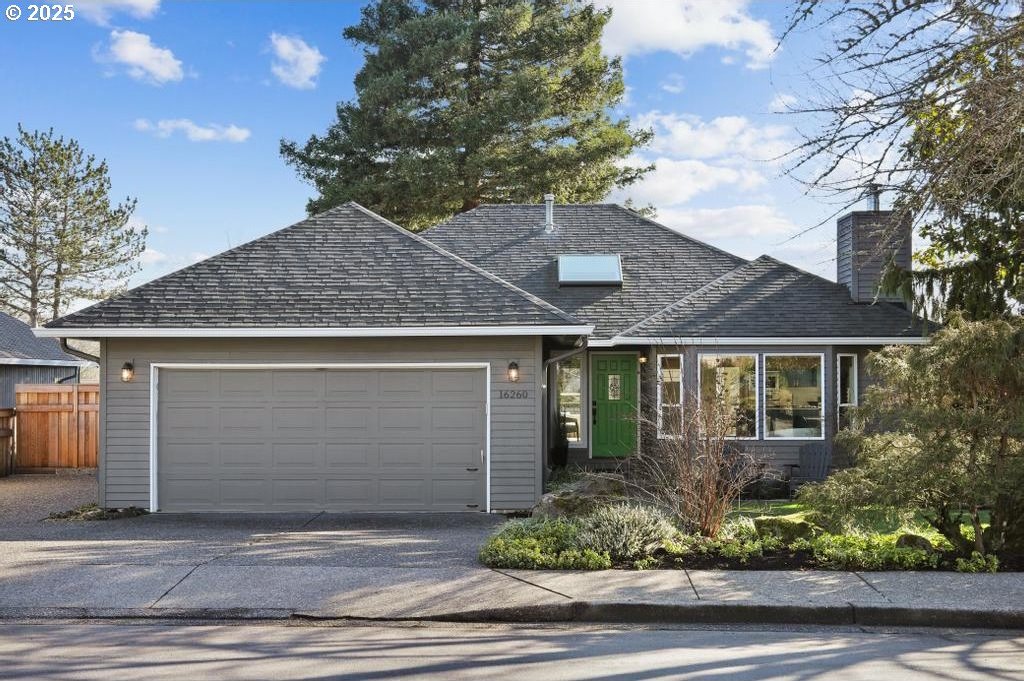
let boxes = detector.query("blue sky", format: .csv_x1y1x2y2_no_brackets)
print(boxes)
0,0,853,289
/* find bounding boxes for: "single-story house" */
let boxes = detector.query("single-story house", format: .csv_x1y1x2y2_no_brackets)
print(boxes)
36,199,929,513
0,312,85,408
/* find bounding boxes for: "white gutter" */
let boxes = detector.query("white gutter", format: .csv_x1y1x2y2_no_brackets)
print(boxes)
33,325,595,339
611,336,930,346
0,357,87,366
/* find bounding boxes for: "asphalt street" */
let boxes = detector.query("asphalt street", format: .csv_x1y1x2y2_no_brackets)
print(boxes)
0,621,1021,680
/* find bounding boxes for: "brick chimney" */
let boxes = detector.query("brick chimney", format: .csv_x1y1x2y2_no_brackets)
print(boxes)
836,188,912,304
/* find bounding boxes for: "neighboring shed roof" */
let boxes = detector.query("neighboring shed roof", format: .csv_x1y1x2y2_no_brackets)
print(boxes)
619,256,933,341
0,312,80,364
44,203,585,332
423,204,747,339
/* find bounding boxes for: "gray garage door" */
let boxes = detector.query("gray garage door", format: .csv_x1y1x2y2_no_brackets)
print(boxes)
156,367,487,512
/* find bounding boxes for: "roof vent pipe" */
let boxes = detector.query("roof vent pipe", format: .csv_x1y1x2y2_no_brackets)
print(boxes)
544,193,555,233
866,184,881,211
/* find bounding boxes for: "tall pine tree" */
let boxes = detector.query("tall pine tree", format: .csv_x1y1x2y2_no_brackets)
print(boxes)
0,126,146,326
281,0,651,230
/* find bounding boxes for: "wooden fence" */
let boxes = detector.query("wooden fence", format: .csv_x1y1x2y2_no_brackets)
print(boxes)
0,409,14,476
14,384,99,469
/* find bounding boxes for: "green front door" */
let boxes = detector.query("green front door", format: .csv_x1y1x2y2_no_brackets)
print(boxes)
592,354,638,458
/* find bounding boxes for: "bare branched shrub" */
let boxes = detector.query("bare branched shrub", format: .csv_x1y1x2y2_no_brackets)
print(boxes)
618,399,767,538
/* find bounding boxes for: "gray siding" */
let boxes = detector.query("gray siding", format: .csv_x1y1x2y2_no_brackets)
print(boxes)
102,337,543,511
0,365,79,408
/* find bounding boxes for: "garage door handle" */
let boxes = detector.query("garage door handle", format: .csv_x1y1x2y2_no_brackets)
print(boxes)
466,467,479,472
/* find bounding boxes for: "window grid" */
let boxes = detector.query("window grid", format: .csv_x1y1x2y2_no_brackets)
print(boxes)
656,354,684,439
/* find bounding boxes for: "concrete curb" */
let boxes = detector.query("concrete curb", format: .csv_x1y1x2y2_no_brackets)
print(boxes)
0,602,1021,629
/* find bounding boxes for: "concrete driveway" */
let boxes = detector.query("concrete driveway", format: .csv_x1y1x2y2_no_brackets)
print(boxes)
0,473,547,618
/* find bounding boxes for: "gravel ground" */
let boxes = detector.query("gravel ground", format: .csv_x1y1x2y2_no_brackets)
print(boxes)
0,474,98,525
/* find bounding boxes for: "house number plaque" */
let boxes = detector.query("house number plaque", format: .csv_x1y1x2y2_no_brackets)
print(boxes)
498,389,529,399
607,374,622,400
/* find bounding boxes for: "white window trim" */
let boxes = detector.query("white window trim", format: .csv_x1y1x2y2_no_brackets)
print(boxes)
837,352,859,427
555,355,587,447
148,362,492,514
696,352,759,440
762,352,826,441
656,353,684,439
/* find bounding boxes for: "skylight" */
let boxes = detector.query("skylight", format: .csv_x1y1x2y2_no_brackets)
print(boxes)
557,255,623,286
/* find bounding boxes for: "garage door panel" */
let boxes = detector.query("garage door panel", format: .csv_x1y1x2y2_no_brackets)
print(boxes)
378,479,428,506
221,442,272,467
220,371,272,400
432,442,481,467
325,407,373,434
158,368,486,512
220,406,270,433
273,442,320,467
271,370,324,401
325,442,376,467
272,406,323,432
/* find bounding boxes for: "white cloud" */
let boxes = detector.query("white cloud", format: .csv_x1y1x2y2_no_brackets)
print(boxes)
637,111,790,162
76,0,159,25
134,118,251,143
769,93,797,113
658,204,799,240
269,33,325,89
599,0,776,69
139,247,167,265
614,156,764,206
660,74,685,94
99,30,183,85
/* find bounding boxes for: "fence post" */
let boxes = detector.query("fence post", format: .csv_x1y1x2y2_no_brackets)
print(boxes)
0,408,15,477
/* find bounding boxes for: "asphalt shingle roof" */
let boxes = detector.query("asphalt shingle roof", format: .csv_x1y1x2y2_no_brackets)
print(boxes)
46,203,582,330
0,312,79,361
423,204,747,339
619,256,933,339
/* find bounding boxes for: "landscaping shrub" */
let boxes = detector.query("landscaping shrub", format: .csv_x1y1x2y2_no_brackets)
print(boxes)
790,533,940,571
575,503,679,563
622,401,766,537
954,552,1000,573
799,317,1024,560
478,518,612,570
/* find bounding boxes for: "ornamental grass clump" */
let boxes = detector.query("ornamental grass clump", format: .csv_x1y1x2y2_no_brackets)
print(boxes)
575,503,679,563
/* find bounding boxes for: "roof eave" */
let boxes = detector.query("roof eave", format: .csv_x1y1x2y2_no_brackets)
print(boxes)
33,325,595,339
606,335,931,346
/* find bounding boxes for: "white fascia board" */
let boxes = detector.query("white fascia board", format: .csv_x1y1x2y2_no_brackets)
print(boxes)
0,357,87,367
586,339,616,347
613,336,930,346
33,325,594,339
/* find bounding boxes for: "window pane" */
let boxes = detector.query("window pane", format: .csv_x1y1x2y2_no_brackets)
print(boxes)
660,406,682,435
765,355,823,438
659,356,681,405
838,355,856,406
557,356,582,443
699,355,757,438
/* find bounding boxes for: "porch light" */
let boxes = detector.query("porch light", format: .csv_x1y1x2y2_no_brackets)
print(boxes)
507,361,520,383
121,361,135,383
638,355,648,365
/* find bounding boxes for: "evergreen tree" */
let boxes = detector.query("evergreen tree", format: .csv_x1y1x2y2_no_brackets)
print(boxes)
281,0,651,230
0,126,146,326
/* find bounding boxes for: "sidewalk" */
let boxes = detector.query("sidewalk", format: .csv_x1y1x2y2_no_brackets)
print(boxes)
2,560,1022,628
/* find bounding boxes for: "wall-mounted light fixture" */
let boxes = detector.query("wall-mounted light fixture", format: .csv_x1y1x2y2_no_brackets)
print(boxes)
121,361,135,383
507,361,520,383
638,355,648,365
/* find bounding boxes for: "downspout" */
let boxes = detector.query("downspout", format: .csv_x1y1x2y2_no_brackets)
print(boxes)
60,338,99,363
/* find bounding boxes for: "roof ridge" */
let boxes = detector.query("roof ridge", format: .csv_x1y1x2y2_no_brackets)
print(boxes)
344,202,583,325
607,204,748,266
616,259,757,337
